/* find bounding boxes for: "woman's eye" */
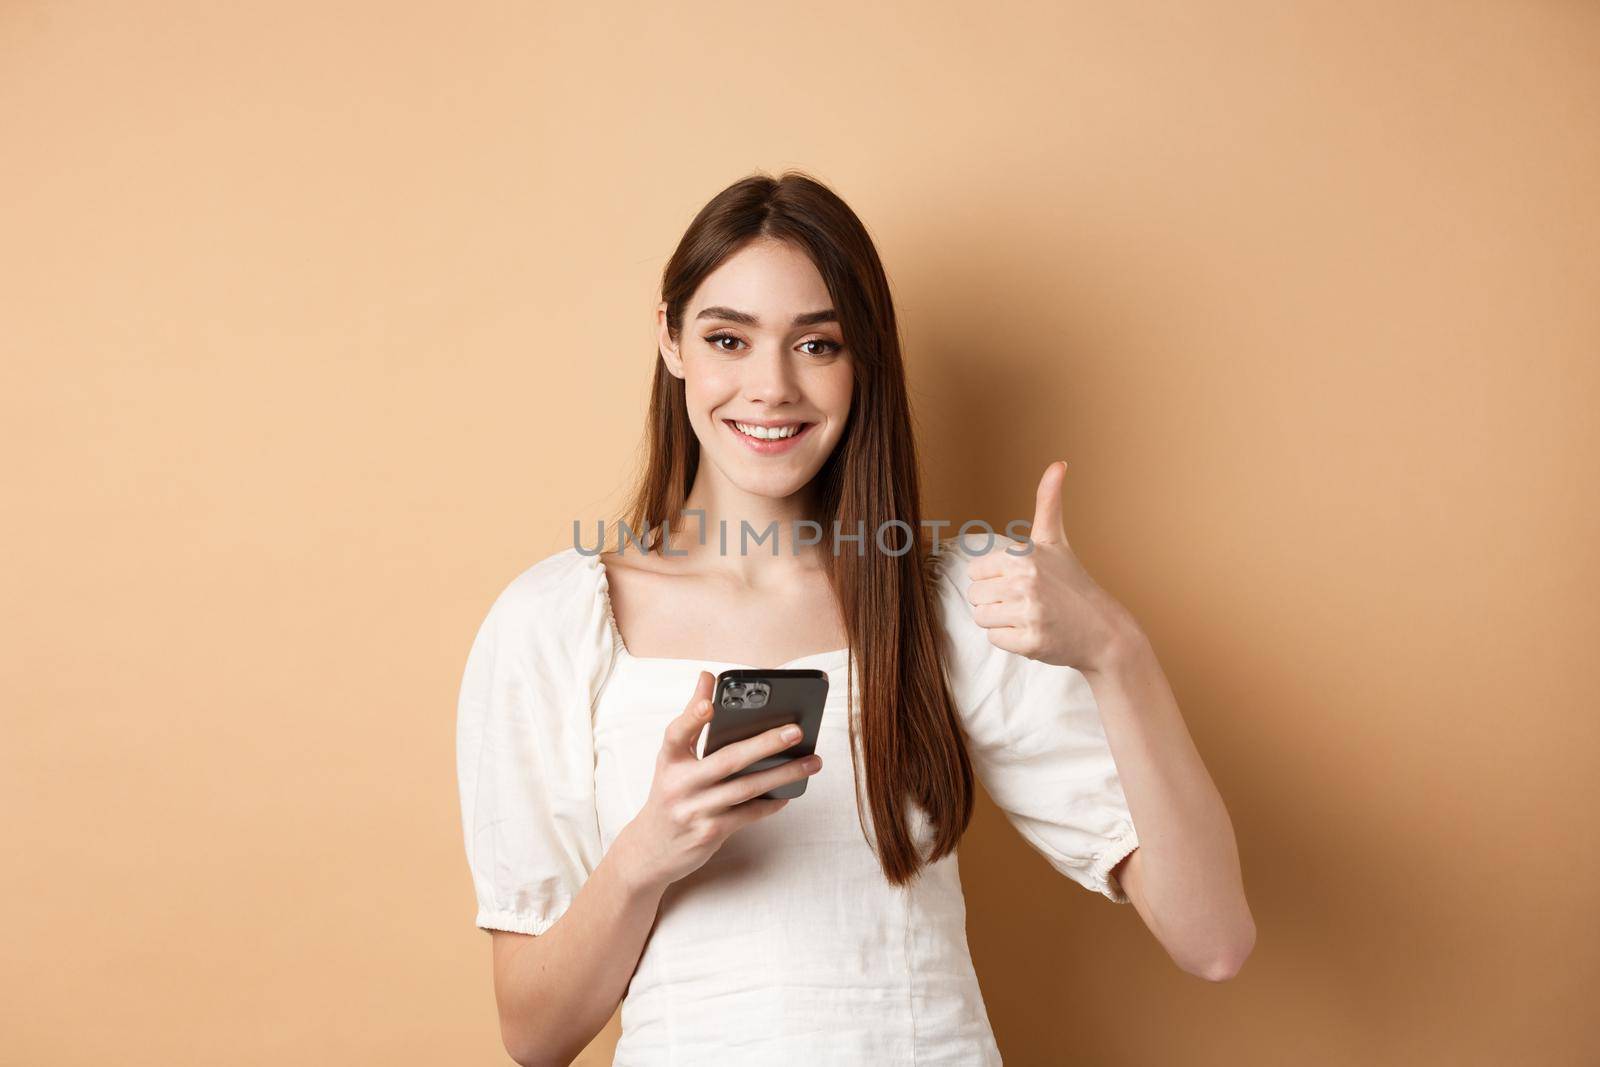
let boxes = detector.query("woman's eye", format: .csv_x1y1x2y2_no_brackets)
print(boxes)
703,333,842,357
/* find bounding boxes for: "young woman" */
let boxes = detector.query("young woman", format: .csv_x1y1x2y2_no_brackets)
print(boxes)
456,171,1255,1065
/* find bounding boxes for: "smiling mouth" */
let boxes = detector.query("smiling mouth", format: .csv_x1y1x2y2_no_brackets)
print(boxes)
724,419,813,442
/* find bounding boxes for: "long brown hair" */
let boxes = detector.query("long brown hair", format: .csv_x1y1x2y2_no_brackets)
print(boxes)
617,169,973,887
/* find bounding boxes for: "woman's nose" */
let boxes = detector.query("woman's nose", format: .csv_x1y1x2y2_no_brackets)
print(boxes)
741,346,800,404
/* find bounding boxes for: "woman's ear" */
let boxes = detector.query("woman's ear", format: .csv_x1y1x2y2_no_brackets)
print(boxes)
657,302,685,379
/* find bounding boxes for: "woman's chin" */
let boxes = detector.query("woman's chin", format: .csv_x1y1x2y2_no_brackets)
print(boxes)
705,455,817,500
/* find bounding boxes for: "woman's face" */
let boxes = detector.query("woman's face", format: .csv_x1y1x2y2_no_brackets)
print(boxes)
658,238,854,502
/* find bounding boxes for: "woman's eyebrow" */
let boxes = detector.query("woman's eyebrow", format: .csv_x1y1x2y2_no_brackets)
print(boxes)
694,305,838,327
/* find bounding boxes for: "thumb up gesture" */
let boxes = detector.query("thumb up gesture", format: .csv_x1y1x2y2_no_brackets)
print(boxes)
963,461,1139,674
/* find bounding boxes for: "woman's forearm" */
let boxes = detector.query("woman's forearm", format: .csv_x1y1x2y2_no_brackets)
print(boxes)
1082,624,1256,978
494,827,668,1067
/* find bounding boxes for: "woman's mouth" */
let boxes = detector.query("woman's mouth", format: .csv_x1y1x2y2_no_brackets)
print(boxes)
723,419,815,455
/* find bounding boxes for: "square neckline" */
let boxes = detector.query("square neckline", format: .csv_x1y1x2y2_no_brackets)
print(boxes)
584,548,851,672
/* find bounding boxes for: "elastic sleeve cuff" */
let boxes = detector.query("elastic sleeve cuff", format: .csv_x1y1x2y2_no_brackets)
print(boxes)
475,902,570,935
1087,826,1141,904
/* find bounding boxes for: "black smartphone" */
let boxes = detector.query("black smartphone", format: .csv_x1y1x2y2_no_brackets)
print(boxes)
702,668,830,800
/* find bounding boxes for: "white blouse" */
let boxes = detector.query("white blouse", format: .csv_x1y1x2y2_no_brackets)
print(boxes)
455,533,1140,1065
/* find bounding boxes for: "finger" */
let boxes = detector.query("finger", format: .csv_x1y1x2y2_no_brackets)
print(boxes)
965,574,1015,607
719,795,791,832
696,720,805,784
662,670,716,758
702,752,821,811
965,549,1006,581
972,601,1025,630
1028,460,1068,546
984,626,1031,655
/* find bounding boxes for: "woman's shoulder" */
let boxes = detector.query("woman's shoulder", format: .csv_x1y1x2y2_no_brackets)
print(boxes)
493,543,599,605
478,545,610,655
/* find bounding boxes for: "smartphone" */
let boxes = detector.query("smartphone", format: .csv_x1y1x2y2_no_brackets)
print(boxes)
701,668,830,800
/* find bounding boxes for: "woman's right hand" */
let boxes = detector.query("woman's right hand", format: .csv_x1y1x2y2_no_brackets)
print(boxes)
616,670,823,893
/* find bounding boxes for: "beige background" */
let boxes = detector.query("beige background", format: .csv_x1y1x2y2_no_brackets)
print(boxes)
4,2,1596,1064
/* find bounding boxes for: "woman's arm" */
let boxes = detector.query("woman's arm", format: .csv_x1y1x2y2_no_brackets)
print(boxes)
489,834,665,1067
963,461,1255,979
489,672,821,1064
1084,626,1256,980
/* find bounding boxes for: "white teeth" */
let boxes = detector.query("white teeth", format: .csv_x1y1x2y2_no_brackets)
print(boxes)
733,421,803,440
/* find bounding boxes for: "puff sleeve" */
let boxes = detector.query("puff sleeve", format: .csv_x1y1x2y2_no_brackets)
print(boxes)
933,534,1141,903
455,549,618,934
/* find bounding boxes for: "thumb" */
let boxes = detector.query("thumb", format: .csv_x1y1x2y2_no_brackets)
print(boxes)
1029,461,1068,546
689,670,717,754
692,669,715,709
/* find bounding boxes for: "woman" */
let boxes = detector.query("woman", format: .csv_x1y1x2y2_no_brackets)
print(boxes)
456,170,1255,1065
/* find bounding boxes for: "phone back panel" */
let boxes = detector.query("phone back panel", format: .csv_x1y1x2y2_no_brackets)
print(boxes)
704,668,830,800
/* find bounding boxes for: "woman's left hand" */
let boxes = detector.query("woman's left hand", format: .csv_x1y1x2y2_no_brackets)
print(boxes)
963,460,1139,673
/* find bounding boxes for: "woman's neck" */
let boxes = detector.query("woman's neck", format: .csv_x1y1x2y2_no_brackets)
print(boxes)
662,475,828,582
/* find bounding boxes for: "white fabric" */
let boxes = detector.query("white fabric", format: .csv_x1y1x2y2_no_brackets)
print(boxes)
455,533,1140,1064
